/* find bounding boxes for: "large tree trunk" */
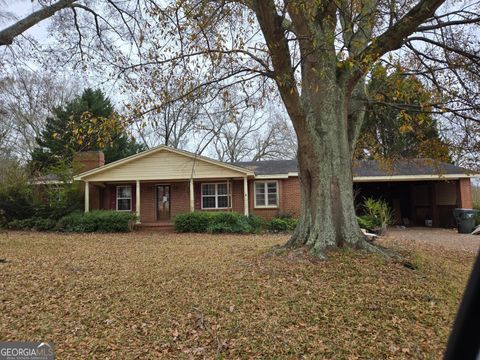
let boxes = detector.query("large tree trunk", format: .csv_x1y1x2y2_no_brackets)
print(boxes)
285,84,368,257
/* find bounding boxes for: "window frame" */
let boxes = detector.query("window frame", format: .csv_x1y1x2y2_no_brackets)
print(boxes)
201,182,231,210
116,185,132,212
254,180,279,209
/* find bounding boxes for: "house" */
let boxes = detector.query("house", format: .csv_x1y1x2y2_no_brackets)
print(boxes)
72,145,476,228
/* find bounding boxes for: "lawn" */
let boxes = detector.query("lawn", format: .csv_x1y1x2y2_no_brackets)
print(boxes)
0,231,474,359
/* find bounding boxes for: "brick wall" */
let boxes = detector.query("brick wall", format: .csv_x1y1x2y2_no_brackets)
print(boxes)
249,178,301,220
73,151,105,174
194,180,245,213
96,177,303,222
137,182,190,222
280,177,301,217
171,182,190,216
458,178,473,208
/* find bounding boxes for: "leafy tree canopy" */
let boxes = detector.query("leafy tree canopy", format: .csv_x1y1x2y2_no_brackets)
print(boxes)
356,64,450,162
31,88,145,173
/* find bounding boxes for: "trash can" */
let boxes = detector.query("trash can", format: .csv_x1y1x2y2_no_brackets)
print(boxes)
453,208,478,234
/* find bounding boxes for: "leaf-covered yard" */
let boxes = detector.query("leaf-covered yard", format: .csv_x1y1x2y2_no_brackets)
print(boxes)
0,231,474,359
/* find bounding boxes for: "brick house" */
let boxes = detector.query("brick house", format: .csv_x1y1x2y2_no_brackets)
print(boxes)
73,145,476,228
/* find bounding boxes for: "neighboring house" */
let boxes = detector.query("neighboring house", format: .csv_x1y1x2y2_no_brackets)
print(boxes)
72,145,476,228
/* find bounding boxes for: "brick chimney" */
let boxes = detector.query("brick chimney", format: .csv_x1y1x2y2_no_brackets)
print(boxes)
73,151,105,174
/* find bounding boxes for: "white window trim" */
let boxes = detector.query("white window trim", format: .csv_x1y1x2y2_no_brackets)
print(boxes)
201,182,231,210
116,185,132,212
254,180,279,209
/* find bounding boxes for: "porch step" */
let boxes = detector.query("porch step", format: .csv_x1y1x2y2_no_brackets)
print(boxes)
136,222,175,232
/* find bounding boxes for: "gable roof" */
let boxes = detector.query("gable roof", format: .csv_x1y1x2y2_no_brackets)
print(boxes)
73,145,254,181
233,158,476,180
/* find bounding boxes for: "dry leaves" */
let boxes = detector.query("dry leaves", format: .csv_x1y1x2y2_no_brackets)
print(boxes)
0,231,474,359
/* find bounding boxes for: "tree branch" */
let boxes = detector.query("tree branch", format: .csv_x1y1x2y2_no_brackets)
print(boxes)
347,0,445,86
0,0,76,46
252,0,304,127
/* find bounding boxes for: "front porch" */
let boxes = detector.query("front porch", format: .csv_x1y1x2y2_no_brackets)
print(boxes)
83,177,250,225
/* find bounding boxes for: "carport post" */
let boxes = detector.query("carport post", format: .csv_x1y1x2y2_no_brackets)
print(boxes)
84,181,89,213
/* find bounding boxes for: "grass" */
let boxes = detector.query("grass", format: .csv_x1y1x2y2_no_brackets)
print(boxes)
0,231,474,359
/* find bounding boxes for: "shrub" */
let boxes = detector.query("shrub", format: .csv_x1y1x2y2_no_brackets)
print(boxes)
0,164,36,225
247,214,264,233
174,212,213,233
57,211,137,233
267,217,298,233
0,162,82,227
7,218,35,230
357,215,376,231
6,217,56,231
174,212,263,234
32,218,57,231
358,197,393,232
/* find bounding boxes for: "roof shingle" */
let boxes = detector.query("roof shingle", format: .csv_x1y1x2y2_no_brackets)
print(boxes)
232,159,475,177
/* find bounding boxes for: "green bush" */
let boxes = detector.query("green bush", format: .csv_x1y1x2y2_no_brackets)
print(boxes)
358,197,393,231
57,211,137,233
357,215,376,231
33,218,57,231
267,217,298,232
247,214,264,232
6,217,56,231
0,164,36,225
174,212,263,234
174,212,213,233
0,162,82,227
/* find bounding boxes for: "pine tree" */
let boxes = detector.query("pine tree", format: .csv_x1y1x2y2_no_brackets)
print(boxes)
31,88,145,172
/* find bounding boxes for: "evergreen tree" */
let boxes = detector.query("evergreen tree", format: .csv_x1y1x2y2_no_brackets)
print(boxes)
356,65,450,161
31,88,145,172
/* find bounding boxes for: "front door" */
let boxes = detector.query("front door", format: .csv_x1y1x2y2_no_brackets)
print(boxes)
156,185,171,220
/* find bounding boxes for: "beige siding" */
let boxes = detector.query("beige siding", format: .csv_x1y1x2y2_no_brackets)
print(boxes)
83,149,245,181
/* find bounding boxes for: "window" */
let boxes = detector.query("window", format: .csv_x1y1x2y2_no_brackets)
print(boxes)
201,183,231,209
116,186,132,211
254,181,278,208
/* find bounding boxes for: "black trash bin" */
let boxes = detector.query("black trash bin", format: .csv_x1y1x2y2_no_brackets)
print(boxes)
453,208,478,234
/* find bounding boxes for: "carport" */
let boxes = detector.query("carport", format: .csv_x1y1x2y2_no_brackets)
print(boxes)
352,160,476,228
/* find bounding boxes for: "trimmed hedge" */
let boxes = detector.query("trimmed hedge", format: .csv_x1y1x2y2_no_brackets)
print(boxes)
56,211,137,233
174,212,263,234
267,217,298,232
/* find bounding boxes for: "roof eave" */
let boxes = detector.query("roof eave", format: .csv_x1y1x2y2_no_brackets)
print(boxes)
353,174,475,182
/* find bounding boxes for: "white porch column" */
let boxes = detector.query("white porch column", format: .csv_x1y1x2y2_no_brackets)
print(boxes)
136,180,141,223
84,181,90,213
243,176,249,216
189,178,195,212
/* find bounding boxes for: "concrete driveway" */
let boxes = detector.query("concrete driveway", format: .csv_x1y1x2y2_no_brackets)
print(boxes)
385,227,480,253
